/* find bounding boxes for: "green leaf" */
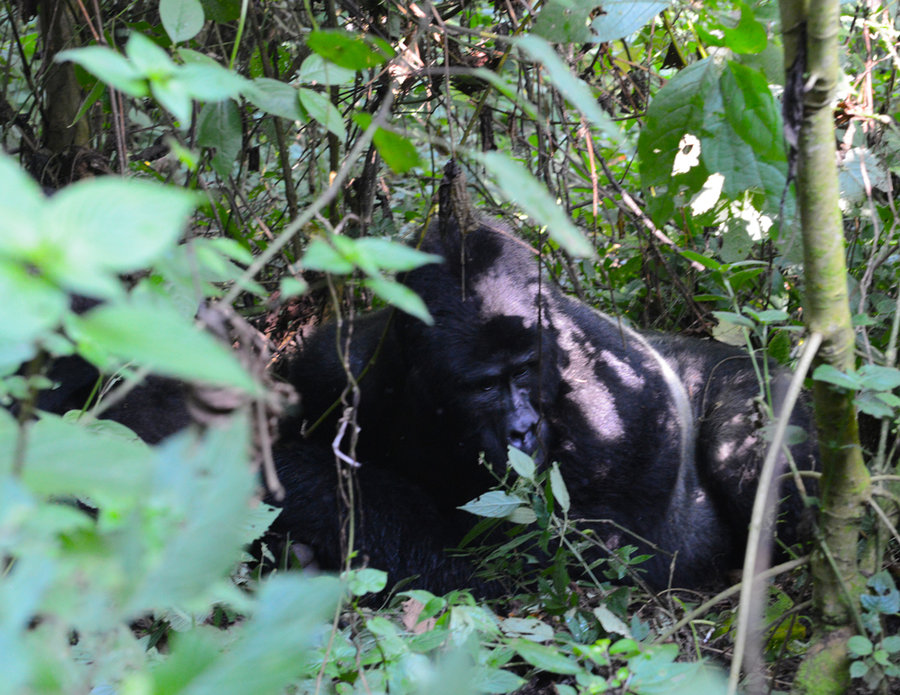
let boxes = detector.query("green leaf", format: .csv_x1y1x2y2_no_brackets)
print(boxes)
883,635,900,653
302,237,355,274
373,127,420,173
197,99,243,177
178,63,248,102
125,422,257,613
353,238,442,272
849,660,869,679
363,275,434,326
459,490,525,518
506,446,535,482
124,33,175,79
711,311,755,329
155,575,343,695
22,415,153,507
512,639,581,675
848,635,874,657
594,605,631,636
200,0,242,22
697,1,767,55
0,260,68,363
500,617,554,641
858,365,900,392
589,0,669,43
812,364,862,391
346,568,388,596
298,53,356,86
151,76,194,125
161,0,205,44
279,276,309,298
307,30,394,70
532,0,600,43
549,462,570,513
70,301,258,392
55,46,148,97
42,178,199,297
475,150,593,258
298,88,346,139
680,249,721,269
516,35,624,146
244,78,304,120
471,666,526,694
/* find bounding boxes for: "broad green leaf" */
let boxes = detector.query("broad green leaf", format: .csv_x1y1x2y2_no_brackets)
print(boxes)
859,365,900,392
812,364,861,391
244,78,304,120
500,617,554,642
197,100,242,177
638,58,720,224
506,446,535,481
533,0,600,43
154,575,342,695
639,57,786,223
459,490,525,518
549,462,570,513
161,0,205,44
22,415,153,506
475,150,593,258
744,308,789,324
0,260,67,356
55,46,148,97
363,275,434,325
0,155,45,254
471,666,525,694
353,112,421,172
298,53,356,86
124,33,175,80
373,127,420,173
346,568,388,596
354,238,442,271
680,249,721,270
70,301,258,392
711,311,755,329
593,605,631,636
279,276,309,298
302,237,355,274
298,87,346,139
516,35,624,146
307,30,394,70
848,635,874,657
200,0,242,22
178,64,248,102
696,1,767,55
126,422,256,613
41,178,198,296
512,639,581,674
590,0,669,43
150,75,193,124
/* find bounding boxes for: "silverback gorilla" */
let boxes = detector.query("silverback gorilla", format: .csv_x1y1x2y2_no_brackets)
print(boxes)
274,218,818,594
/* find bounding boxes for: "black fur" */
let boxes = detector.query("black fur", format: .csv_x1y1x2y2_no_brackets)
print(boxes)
275,221,818,593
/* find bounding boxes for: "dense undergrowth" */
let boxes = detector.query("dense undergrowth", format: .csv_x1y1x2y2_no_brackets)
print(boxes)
1,0,899,693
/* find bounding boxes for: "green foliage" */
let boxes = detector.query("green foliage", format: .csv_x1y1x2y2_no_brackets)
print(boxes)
3,0,899,690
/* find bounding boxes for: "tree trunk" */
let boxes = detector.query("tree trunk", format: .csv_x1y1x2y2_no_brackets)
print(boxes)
779,0,873,692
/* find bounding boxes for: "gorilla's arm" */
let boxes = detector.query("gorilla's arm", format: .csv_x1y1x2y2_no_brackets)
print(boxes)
269,443,496,596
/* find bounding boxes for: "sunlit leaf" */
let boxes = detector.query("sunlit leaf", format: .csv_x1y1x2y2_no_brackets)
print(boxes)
161,0,205,44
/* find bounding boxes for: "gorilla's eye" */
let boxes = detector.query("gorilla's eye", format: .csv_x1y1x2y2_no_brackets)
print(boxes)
481,382,497,392
513,366,530,378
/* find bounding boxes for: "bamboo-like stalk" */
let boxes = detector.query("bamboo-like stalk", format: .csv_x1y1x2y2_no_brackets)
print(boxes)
777,0,873,691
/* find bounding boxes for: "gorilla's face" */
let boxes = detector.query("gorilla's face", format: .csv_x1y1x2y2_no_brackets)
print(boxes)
459,349,551,468
410,314,558,473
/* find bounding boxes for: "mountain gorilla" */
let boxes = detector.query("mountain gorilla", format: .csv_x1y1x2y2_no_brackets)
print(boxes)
275,218,818,593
